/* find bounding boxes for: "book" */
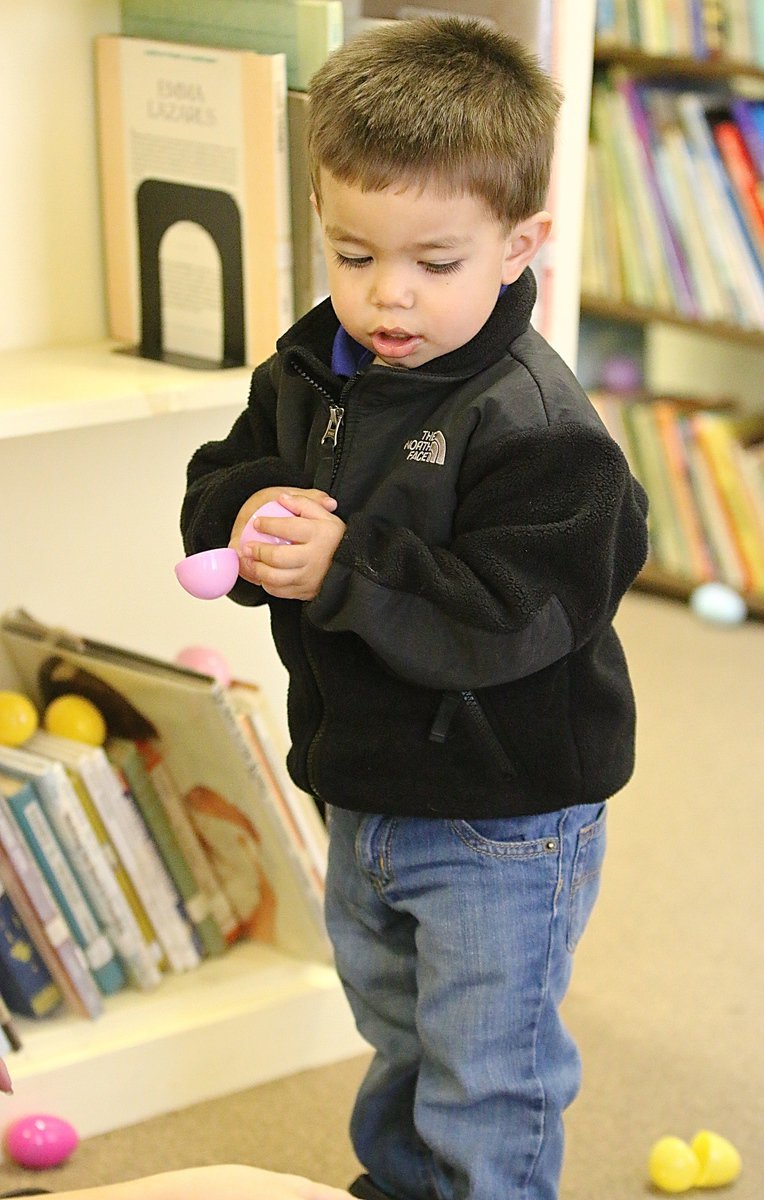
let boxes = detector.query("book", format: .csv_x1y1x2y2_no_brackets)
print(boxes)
28,732,201,975
623,400,691,575
651,400,716,580
0,744,163,992
0,781,104,1019
617,75,696,315
1,771,126,996
0,989,22,1052
107,737,227,957
0,876,62,1020
95,34,293,368
730,97,764,180
708,115,764,252
691,413,764,595
677,91,764,328
288,90,329,319
227,680,328,895
1,612,332,963
134,740,240,944
120,0,344,93
641,84,737,323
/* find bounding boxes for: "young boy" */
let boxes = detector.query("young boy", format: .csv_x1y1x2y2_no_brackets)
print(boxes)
181,17,648,1200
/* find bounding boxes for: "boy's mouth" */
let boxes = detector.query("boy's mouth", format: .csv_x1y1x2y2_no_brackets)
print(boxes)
371,328,423,359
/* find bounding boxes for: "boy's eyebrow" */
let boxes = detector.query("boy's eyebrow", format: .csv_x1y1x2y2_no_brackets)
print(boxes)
324,225,471,251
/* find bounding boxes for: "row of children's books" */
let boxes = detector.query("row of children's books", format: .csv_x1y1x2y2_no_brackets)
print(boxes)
595,0,764,64
591,392,764,596
0,610,331,1050
582,70,764,329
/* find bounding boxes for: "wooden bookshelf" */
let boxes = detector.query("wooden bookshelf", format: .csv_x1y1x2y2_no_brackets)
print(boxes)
594,43,764,82
636,563,764,620
580,296,764,350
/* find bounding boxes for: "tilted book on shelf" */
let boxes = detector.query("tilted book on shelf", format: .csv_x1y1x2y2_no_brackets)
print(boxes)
1,611,332,963
95,34,293,369
0,771,126,997
0,875,62,1020
133,739,240,945
0,744,163,992
107,737,227,958
120,0,344,93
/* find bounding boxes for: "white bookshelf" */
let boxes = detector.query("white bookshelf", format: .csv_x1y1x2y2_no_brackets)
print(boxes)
1,942,367,1140
0,0,596,1147
0,342,252,439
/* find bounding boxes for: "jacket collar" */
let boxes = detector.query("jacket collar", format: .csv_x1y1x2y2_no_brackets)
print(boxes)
277,267,537,388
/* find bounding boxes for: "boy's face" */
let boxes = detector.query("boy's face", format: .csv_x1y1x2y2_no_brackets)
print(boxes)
314,170,550,370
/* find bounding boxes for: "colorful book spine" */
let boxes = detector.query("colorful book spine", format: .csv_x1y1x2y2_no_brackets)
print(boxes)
652,401,716,580
108,738,226,957
692,414,764,594
0,789,103,1019
22,734,166,988
3,774,126,996
0,878,61,1019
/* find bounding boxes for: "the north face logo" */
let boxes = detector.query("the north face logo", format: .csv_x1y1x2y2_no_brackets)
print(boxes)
404,429,447,464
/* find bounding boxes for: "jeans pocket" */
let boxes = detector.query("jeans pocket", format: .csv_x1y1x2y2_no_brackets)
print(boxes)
567,804,607,952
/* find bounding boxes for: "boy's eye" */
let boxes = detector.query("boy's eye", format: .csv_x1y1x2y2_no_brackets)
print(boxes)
422,260,462,276
333,252,372,269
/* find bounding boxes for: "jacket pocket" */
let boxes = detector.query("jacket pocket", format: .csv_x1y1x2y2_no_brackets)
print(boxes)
429,689,515,778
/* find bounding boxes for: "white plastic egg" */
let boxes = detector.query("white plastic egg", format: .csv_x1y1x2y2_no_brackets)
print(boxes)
689,582,747,627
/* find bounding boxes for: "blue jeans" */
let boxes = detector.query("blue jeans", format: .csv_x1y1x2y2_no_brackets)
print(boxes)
325,803,607,1200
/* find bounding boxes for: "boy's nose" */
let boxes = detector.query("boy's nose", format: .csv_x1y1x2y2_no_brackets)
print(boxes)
370,267,414,308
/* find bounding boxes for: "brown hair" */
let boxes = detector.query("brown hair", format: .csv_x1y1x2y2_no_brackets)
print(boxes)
307,16,562,227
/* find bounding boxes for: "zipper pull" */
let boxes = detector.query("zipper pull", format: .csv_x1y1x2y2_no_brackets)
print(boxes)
321,404,344,447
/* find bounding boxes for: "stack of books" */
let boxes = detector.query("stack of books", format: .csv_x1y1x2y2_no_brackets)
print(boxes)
0,610,330,1048
582,70,764,330
591,392,764,600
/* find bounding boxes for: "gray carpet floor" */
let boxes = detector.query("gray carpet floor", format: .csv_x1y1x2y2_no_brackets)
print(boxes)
0,589,761,1198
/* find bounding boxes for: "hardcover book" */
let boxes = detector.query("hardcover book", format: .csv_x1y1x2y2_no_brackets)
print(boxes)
95,34,293,368
120,0,344,92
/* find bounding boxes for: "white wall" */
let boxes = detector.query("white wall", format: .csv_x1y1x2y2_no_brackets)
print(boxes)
0,409,291,741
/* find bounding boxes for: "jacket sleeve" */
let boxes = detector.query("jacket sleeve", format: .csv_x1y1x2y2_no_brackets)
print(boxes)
180,355,306,607
307,421,649,689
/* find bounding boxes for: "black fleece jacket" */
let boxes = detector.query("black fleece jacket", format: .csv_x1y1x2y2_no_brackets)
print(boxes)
181,270,649,817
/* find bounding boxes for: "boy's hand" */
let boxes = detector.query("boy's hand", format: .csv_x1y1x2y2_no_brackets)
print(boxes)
238,493,346,601
229,487,337,552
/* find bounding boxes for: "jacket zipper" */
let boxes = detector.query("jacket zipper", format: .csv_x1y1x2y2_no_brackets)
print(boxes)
430,690,514,776
321,403,345,488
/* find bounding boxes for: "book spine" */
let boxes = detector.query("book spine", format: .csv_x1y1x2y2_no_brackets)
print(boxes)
136,741,240,942
685,413,750,589
86,752,201,973
711,119,764,247
7,787,126,995
0,880,61,1019
652,401,716,580
678,93,764,326
0,797,103,1018
730,99,764,176
692,415,764,594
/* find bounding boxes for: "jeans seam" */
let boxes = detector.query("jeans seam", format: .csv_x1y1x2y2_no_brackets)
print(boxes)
526,808,567,1196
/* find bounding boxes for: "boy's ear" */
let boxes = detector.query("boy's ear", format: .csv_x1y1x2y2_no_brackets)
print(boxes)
501,211,552,284
310,191,320,217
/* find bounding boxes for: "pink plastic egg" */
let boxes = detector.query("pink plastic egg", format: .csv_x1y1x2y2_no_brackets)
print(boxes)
175,645,232,687
5,1113,79,1169
174,546,240,599
240,500,293,547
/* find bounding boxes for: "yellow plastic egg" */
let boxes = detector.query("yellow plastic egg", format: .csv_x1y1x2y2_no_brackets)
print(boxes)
648,1137,700,1194
44,694,107,746
0,691,39,746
